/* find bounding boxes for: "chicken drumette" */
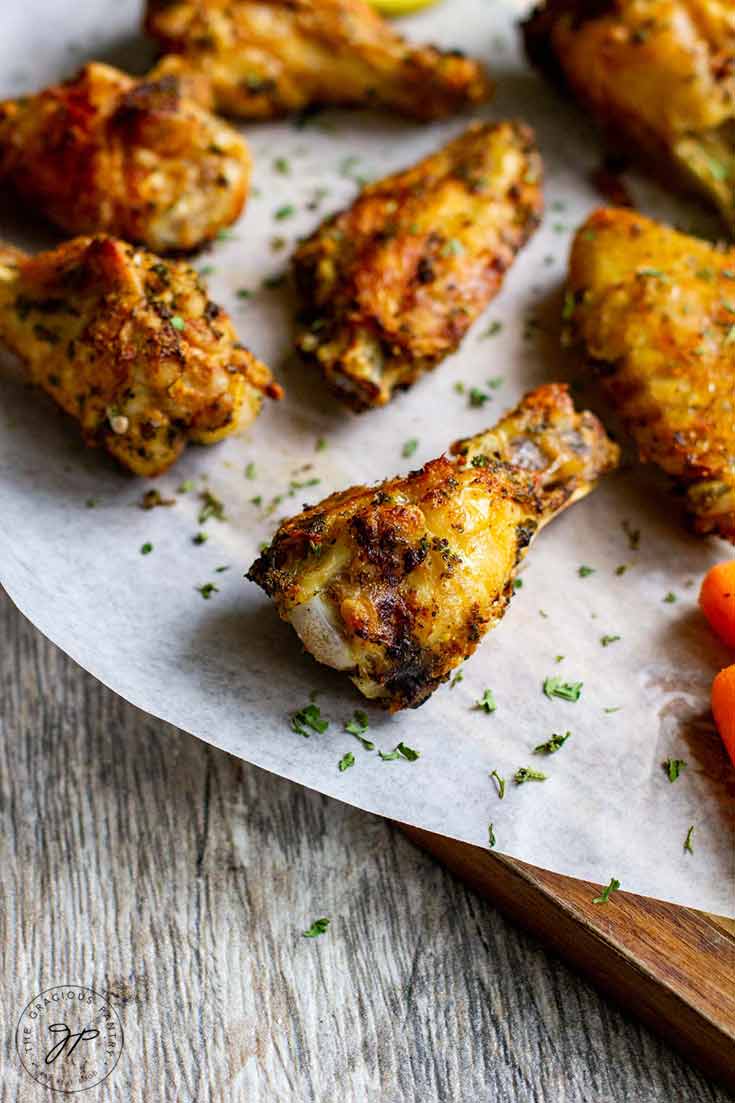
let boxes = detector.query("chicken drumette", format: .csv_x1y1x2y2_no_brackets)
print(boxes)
568,206,735,540
292,121,543,409
145,0,491,121
0,62,251,253
523,0,735,233
0,235,280,476
248,384,619,710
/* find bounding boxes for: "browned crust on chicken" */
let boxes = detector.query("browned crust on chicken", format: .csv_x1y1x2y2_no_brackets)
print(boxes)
291,121,543,409
145,0,491,121
0,235,281,476
568,205,735,539
523,0,735,232
0,62,251,253
248,384,618,710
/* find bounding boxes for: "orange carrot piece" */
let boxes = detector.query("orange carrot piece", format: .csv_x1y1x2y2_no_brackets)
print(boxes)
712,665,735,769
699,561,735,648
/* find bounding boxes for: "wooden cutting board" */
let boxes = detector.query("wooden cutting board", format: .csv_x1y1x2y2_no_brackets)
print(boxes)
400,826,735,1092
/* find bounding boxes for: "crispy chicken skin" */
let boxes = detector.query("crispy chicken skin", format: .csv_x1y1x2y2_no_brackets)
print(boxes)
0,236,280,476
292,121,543,409
145,0,491,121
523,1,735,232
0,63,251,253
568,206,735,539
248,384,619,710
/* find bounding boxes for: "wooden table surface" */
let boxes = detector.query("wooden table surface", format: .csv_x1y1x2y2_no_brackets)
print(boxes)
1,587,732,1103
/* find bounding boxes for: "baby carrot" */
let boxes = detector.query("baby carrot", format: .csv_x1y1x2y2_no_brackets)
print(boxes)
699,561,735,648
712,666,735,769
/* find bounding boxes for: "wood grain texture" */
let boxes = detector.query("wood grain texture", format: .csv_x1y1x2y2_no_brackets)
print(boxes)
402,827,735,1092
1,586,733,1103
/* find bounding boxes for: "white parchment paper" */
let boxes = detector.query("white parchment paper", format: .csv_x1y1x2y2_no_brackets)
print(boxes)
1,0,733,914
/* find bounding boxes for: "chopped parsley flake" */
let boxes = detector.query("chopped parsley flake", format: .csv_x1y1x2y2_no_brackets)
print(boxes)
578,565,595,577
275,204,295,220
402,438,419,458
193,531,208,545
237,288,253,299
140,542,153,555
513,578,523,590
380,742,419,762
197,583,219,599
178,480,194,493
488,376,504,390
488,823,496,849
345,710,374,750
245,461,256,479
534,731,571,754
663,592,677,604
291,703,329,737
543,676,582,702
171,315,185,331
274,156,290,174
684,825,695,853
663,757,687,782
198,490,226,524
338,751,355,772
450,669,464,688
477,689,497,714
600,634,621,647
514,766,547,785
593,877,620,904
469,387,489,408
481,321,502,339
490,770,505,799
302,917,330,938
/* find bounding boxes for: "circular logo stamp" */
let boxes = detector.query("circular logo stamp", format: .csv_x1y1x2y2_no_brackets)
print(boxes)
16,986,123,1093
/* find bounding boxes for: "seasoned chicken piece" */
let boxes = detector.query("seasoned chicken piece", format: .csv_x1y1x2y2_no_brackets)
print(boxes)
568,206,735,539
0,62,251,253
292,121,543,409
247,384,618,710
0,236,280,476
145,0,491,121
523,1,735,232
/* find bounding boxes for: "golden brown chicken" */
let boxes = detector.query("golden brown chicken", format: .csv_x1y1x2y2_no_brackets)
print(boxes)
0,235,280,476
145,0,491,121
523,0,735,232
247,384,619,710
292,121,543,410
0,62,251,253
568,206,735,540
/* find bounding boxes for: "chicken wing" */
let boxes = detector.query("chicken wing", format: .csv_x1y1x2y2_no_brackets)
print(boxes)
292,121,543,410
523,0,735,233
0,62,251,253
247,384,618,710
568,206,735,539
0,235,280,476
145,0,491,121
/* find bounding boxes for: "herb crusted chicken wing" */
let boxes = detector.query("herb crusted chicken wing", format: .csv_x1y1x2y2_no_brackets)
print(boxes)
247,384,619,711
292,121,543,409
0,236,280,476
145,0,491,121
568,206,735,539
523,0,735,233
0,63,251,253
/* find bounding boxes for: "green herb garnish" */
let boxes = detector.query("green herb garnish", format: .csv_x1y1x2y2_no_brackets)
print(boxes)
543,677,582,702
302,917,330,938
291,703,329,737
593,877,620,904
402,438,419,458
490,770,505,799
534,731,570,754
197,583,219,599
140,542,153,555
663,758,686,782
476,689,497,714
338,751,355,772
514,767,547,785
